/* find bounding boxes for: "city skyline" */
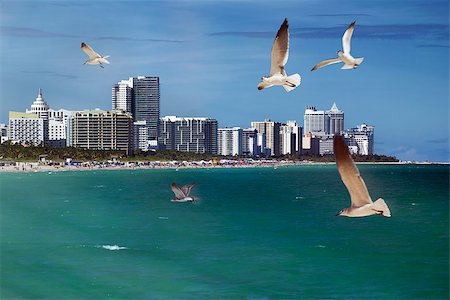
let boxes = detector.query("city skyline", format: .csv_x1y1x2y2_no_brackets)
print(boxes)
0,0,448,161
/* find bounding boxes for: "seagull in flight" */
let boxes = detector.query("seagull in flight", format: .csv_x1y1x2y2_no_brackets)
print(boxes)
81,42,110,68
334,135,391,217
170,182,196,202
257,18,301,92
311,21,364,71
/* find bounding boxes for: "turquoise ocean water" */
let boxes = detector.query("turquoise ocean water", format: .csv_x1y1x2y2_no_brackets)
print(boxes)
1,165,449,299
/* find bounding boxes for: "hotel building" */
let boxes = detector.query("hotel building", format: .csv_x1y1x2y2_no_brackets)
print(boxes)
71,109,133,155
218,127,243,156
251,119,281,156
159,116,218,154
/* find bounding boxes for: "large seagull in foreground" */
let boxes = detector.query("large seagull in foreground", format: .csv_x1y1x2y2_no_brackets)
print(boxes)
311,21,364,71
170,183,196,202
334,135,391,218
257,18,301,92
81,42,110,68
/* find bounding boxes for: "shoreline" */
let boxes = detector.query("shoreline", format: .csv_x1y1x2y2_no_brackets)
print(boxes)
0,160,447,174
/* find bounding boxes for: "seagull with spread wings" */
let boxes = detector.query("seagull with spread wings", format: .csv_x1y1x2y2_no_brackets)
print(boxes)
257,18,301,92
334,135,391,217
81,42,110,68
311,21,364,71
170,182,196,202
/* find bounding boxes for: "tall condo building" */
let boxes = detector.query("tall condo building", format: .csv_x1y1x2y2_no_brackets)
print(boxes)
112,76,160,143
326,102,344,135
251,119,281,156
9,112,47,146
303,103,344,136
218,127,243,156
345,124,375,155
71,109,133,155
112,78,133,112
159,116,218,154
280,121,303,155
242,128,258,157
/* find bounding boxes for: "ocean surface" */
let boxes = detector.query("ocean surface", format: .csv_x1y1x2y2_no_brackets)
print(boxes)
1,165,448,299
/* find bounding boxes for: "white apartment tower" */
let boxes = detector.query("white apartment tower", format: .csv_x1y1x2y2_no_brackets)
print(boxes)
218,127,243,156
9,112,47,146
112,78,133,112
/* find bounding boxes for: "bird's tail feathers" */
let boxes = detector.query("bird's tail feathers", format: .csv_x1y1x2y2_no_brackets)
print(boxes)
354,57,364,65
372,198,391,217
283,73,301,92
341,64,354,70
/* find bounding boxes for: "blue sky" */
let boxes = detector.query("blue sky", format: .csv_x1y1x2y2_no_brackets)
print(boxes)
0,0,448,161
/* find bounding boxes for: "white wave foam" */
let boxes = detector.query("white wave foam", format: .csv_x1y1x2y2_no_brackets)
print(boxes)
99,245,128,251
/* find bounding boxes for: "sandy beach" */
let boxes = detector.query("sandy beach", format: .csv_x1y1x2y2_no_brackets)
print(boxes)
0,159,444,173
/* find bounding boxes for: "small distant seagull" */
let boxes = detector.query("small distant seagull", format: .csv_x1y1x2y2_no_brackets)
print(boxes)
334,135,391,217
311,21,364,71
81,42,110,68
170,182,196,202
257,18,301,92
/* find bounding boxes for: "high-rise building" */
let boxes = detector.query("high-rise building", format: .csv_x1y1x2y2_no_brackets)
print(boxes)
71,109,133,155
251,119,281,156
0,124,8,144
133,120,148,151
26,89,49,120
303,103,344,136
112,76,160,143
280,121,303,155
8,112,47,146
112,78,133,112
345,124,375,155
132,76,160,141
326,102,344,135
218,127,242,156
159,116,218,154
47,109,74,147
242,128,257,157
302,133,320,156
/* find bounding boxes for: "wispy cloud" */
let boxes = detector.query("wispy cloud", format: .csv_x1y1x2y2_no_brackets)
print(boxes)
209,23,449,41
23,71,78,80
309,14,372,17
416,44,450,48
426,138,449,144
0,26,184,43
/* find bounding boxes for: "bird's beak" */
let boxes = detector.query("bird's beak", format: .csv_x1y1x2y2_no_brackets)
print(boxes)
335,212,340,216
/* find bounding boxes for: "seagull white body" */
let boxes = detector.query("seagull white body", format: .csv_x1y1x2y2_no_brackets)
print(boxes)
170,182,196,202
81,42,110,68
257,18,301,92
334,135,391,218
311,21,364,71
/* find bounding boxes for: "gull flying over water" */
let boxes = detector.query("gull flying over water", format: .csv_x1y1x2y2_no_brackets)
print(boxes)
257,18,301,92
311,21,364,71
170,182,196,202
334,135,391,217
81,42,110,68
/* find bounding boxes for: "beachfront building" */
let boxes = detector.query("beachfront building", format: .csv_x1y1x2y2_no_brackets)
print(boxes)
8,112,47,146
26,89,49,120
345,124,375,155
303,103,344,136
218,127,242,156
159,116,218,154
242,128,257,157
112,76,160,146
112,78,133,113
47,109,74,148
280,121,303,156
302,133,320,156
319,136,334,155
251,119,281,156
71,109,133,155
133,120,148,151
327,102,344,135
0,124,9,144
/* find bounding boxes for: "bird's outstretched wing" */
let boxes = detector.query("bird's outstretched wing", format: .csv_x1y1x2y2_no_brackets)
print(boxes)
269,18,289,76
171,183,186,199
181,183,195,197
311,58,342,71
81,42,101,59
342,21,355,54
334,135,373,207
